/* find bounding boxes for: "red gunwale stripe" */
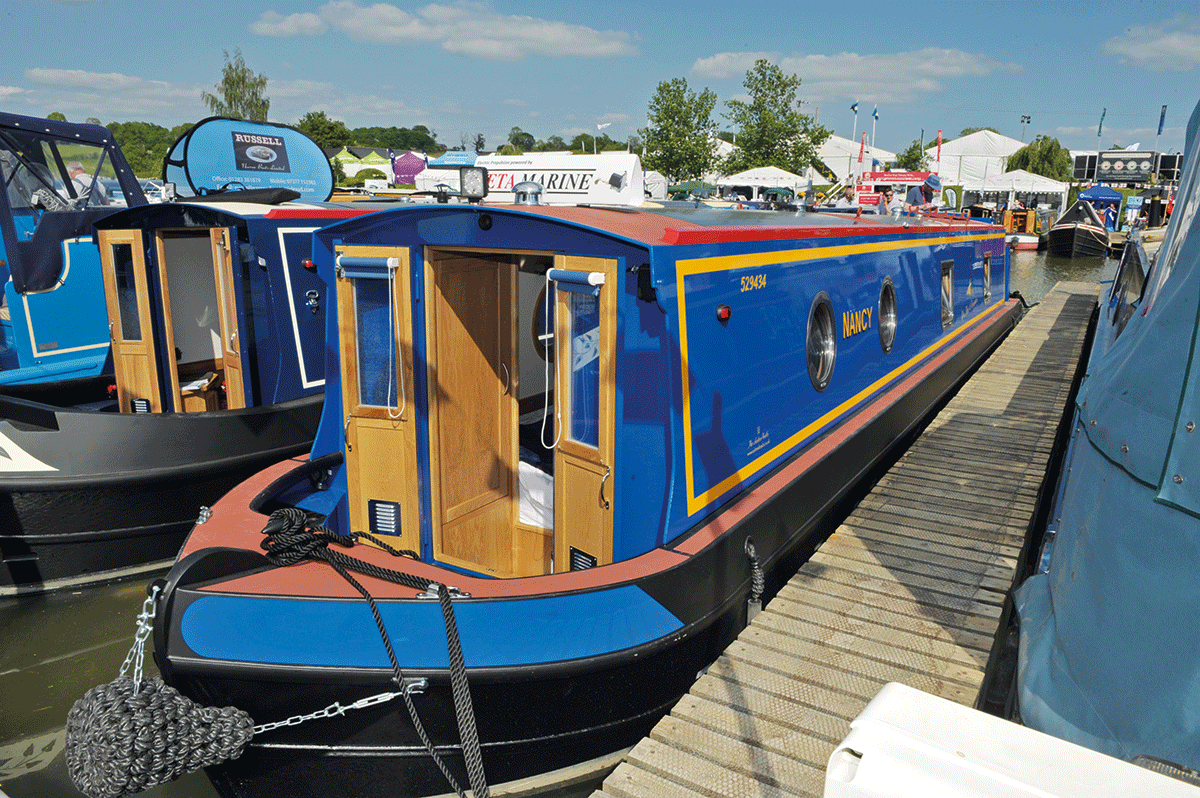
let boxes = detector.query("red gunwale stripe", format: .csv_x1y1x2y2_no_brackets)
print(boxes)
189,299,1016,600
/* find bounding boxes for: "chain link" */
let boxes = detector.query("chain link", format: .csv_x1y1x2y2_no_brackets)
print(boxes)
252,680,424,735
118,584,161,691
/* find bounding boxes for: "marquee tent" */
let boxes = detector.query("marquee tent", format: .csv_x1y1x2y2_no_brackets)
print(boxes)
392,151,426,185
716,166,803,199
961,169,1070,210
812,135,897,182
926,130,1025,184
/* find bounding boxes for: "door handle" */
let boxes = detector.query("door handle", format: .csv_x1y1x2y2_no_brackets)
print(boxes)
599,465,611,510
501,363,510,395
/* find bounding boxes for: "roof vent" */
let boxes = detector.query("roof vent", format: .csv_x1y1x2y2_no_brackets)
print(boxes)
513,181,543,205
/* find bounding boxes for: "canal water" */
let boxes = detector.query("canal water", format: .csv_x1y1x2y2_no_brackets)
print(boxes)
0,249,1117,798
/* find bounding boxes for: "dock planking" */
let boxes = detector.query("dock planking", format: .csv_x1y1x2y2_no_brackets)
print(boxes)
593,282,1100,798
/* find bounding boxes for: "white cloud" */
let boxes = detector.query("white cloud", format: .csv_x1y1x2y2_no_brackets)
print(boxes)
261,1,638,60
692,49,1019,105
692,52,776,80
269,79,340,99
1102,16,1200,71
503,98,529,107
251,11,328,36
0,86,24,99
25,68,145,92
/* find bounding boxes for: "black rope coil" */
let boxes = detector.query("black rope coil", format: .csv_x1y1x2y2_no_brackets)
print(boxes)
66,676,252,798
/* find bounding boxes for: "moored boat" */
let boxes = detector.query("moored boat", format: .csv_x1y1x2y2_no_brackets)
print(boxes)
131,194,1021,798
0,118,388,594
1015,100,1200,772
0,112,148,404
1046,199,1108,258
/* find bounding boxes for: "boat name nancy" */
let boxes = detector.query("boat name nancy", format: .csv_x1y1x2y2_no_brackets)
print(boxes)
842,307,873,338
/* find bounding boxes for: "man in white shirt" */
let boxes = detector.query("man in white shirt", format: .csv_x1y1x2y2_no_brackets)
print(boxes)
66,161,107,206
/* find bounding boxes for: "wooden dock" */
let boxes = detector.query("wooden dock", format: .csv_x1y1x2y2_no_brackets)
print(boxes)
593,282,1100,798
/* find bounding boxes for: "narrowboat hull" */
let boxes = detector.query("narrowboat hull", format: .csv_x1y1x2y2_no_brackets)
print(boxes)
153,298,1019,798
1046,223,1108,258
0,394,322,593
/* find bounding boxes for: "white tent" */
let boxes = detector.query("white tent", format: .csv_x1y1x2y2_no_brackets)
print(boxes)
812,135,897,182
716,166,803,199
644,170,667,200
961,169,1069,210
926,130,1025,184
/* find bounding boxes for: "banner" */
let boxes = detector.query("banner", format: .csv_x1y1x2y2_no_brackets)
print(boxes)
937,130,943,163
859,133,866,163
1159,105,1168,136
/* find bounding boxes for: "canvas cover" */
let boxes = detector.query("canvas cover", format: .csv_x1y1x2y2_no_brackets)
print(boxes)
1015,99,1200,769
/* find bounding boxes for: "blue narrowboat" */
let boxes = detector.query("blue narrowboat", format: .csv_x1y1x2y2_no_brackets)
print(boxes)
0,118,383,593
140,194,1020,797
0,111,147,403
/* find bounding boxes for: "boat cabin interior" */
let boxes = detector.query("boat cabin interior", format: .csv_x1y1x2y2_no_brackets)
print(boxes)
96,226,247,415
333,243,617,578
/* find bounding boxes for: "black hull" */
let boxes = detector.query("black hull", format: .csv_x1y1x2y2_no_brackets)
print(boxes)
0,395,323,593
154,302,1021,798
0,373,115,407
1047,224,1107,258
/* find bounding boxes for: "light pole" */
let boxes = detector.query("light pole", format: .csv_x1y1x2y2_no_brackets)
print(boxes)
1021,115,1031,142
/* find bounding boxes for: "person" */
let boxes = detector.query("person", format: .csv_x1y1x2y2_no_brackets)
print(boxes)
904,174,941,212
833,186,857,208
876,186,900,215
66,161,107,206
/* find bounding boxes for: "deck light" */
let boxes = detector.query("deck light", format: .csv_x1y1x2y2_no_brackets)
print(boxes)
459,166,488,200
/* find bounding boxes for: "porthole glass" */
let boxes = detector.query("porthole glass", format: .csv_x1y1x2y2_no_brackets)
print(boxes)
806,292,836,392
879,278,897,354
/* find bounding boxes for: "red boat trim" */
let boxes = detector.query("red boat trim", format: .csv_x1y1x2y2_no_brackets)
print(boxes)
264,207,380,219
662,217,991,246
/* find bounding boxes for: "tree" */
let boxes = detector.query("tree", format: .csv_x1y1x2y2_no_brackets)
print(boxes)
508,126,535,153
958,126,998,138
721,60,828,176
1006,135,1073,181
47,112,67,121
201,48,269,121
85,117,101,126
108,120,190,177
893,139,930,171
473,133,486,153
640,77,717,182
296,111,353,149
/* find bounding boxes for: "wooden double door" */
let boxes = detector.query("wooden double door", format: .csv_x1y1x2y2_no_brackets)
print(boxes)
335,246,615,577
97,227,246,414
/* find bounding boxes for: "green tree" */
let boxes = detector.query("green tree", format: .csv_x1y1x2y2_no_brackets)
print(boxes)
640,77,717,182
958,126,998,138
508,126,535,152
85,117,101,126
108,120,187,177
473,133,486,153
721,60,828,175
894,139,930,171
296,111,353,149
1006,134,1073,181
47,112,67,121
201,48,269,121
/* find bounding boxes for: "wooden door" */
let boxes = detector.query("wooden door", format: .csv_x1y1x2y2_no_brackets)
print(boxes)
210,228,246,409
553,255,617,569
335,245,420,554
97,229,162,413
426,252,517,576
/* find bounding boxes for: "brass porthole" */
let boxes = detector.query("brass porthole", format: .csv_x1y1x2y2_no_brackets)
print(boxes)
879,278,897,354
807,292,836,392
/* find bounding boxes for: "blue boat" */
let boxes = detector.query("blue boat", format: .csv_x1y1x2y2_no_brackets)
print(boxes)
1015,100,1200,773
0,118,388,594
138,192,1020,797
0,111,147,403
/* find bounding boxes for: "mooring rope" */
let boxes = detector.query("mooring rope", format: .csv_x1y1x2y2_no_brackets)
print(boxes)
66,508,490,798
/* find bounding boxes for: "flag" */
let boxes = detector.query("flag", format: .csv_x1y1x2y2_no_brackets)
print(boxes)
873,105,878,121
850,102,859,114
1098,108,1106,138
859,133,866,163
597,122,612,130
1159,105,1168,136
937,130,942,162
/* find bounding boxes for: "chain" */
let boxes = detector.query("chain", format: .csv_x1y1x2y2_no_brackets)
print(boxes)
118,584,161,691
252,679,425,735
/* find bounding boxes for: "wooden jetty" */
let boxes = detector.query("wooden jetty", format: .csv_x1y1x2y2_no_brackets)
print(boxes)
592,282,1100,798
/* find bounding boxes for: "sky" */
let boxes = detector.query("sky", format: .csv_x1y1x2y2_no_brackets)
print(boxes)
3,0,1199,157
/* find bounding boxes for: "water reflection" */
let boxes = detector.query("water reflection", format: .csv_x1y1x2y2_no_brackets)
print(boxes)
0,248,1117,798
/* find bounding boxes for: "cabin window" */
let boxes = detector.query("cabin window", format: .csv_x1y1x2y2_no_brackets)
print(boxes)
940,261,954,330
354,279,399,408
566,291,601,447
983,254,992,303
879,278,897,354
806,292,836,392
110,242,142,340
